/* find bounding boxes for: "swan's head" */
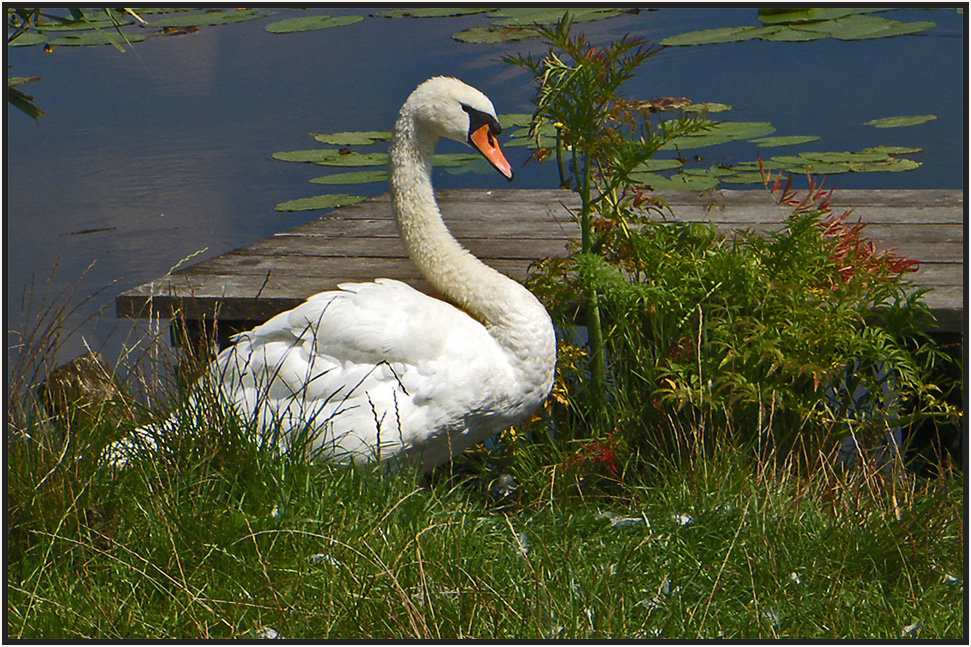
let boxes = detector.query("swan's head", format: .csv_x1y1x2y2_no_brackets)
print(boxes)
403,76,514,181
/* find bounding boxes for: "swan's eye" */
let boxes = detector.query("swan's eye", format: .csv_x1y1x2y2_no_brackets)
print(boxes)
462,105,502,138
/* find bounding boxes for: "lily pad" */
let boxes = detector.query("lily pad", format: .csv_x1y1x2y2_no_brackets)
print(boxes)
750,135,821,147
433,153,483,167
452,25,540,44
8,32,50,46
628,172,721,191
663,121,776,150
272,149,389,166
275,194,366,212
315,152,389,167
312,131,392,145
801,14,936,40
863,115,937,128
633,158,684,173
661,25,777,46
372,8,488,19
489,7,621,26
265,14,362,34
758,8,885,24
760,27,829,42
310,170,387,185
683,102,733,114
145,9,264,27
862,145,923,155
848,158,921,172
47,31,148,46
500,113,533,129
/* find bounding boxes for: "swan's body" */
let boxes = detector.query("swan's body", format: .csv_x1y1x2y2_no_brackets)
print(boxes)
115,77,556,472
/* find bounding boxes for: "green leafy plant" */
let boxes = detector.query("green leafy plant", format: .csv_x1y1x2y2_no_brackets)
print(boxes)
503,16,710,404
505,18,959,474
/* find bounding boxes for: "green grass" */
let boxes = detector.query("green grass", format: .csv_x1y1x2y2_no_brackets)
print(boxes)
7,394,963,639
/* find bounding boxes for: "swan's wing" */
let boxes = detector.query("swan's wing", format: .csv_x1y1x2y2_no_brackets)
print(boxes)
214,279,506,464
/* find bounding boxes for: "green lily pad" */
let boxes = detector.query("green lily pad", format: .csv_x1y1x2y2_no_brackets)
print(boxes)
47,31,148,46
848,158,921,172
265,14,362,33
863,115,937,128
372,8,488,19
633,158,684,173
489,7,621,26
452,25,541,44
683,102,733,114
861,145,923,155
663,121,776,149
275,194,366,213
760,27,829,42
802,151,889,163
8,31,49,46
500,113,533,129
750,135,821,147
316,152,389,167
628,172,721,191
661,25,778,46
758,8,884,24
312,131,391,145
721,171,773,184
310,170,388,185
433,153,483,167
144,9,264,28
804,14,936,40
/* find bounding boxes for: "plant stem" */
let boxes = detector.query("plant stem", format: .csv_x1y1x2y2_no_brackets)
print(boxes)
578,150,607,404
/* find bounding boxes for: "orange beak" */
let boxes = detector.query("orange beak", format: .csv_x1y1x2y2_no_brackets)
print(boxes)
470,124,514,181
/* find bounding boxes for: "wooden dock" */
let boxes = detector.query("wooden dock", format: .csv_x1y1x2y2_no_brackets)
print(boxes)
116,189,964,335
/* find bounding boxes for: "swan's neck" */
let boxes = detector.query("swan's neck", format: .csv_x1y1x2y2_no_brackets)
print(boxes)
389,113,549,353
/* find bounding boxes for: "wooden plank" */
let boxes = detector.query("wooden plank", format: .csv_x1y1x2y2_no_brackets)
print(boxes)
116,189,964,332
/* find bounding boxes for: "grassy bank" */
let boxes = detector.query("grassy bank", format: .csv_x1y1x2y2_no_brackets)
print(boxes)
6,395,964,639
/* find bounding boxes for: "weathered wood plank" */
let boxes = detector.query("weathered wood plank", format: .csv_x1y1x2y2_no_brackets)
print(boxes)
116,189,964,332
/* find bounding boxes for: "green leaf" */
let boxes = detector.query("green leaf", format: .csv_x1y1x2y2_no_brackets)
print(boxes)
800,14,936,40
660,25,777,46
310,170,387,185
7,32,49,46
144,9,264,28
265,14,363,34
683,102,733,114
489,8,621,26
750,135,821,147
46,31,147,46
316,152,389,167
848,158,921,172
312,131,391,145
861,145,923,155
433,153,482,167
275,194,366,212
452,25,540,44
372,8,488,18
760,27,829,42
863,115,937,128
633,158,684,173
758,8,884,24
499,113,533,129
628,172,721,191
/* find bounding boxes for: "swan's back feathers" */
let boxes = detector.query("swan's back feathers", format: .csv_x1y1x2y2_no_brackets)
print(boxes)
217,278,526,469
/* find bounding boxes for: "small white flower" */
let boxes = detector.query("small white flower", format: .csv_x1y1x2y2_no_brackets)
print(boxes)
672,513,693,526
789,572,801,585
514,531,530,557
901,620,923,637
308,553,342,568
255,626,281,639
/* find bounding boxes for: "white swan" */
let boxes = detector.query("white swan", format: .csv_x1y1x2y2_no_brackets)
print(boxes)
112,76,556,472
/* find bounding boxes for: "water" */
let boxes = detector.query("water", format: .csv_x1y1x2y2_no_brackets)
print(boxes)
5,7,964,372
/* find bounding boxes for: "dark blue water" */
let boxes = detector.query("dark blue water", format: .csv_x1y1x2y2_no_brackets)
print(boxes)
5,7,965,369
